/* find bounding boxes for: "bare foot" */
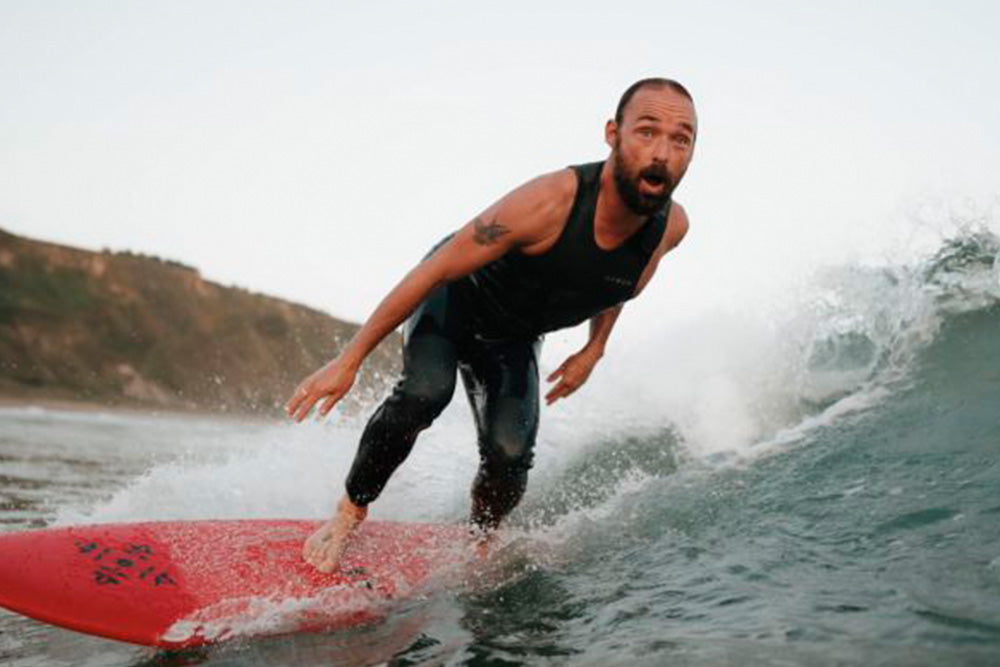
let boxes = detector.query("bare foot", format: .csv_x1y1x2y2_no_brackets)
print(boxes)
303,496,367,573
468,524,498,561
473,533,496,560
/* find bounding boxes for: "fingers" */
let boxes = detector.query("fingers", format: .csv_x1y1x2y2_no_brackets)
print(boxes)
319,393,340,416
545,379,577,405
285,384,309,419
287,384,320,422
545,360,575,404
286,361,355,422
293,393,321,423
286,383,347,422
546,361,567,383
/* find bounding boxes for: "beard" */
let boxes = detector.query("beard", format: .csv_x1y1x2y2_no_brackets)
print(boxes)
612,146,675,216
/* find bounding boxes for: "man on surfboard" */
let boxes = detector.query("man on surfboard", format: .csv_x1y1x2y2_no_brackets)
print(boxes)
286,78,696,572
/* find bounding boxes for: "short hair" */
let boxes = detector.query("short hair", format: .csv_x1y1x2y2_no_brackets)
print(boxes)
614,78,694,125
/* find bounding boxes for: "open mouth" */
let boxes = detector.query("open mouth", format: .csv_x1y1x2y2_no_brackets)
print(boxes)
639,172,667,192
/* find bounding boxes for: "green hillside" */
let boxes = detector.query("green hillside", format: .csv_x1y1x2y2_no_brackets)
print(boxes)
0,228,399,415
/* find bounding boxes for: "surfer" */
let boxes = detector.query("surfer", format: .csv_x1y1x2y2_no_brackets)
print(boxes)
286,78,696,572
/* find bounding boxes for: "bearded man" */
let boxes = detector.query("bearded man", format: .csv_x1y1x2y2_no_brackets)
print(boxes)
286,77,696,572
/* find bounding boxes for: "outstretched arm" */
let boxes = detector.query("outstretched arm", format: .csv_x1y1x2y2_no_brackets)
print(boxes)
285,170,576,422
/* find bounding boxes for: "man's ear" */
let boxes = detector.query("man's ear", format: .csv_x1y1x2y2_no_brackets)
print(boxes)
604,119,618,149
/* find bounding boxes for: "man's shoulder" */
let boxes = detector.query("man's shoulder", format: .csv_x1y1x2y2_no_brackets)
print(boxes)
516,168,578,209
669,201,689,227
663,200,690,252
496,168,578,232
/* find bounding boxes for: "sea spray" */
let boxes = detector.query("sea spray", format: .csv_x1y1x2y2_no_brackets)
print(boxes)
52,230,1000,543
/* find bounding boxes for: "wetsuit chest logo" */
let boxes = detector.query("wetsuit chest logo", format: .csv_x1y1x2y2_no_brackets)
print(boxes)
603,275,634,288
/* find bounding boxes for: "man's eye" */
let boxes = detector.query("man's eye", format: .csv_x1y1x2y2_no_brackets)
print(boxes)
637,128,653,138
673,134,691,146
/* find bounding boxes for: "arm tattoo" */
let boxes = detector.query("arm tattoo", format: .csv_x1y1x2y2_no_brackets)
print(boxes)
472,216,510,246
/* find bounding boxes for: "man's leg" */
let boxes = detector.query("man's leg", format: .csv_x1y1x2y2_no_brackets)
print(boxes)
459,337,542,532
304,286,461,572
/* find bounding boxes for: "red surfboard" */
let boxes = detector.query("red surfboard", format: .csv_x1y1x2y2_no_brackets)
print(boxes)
0,520,470,648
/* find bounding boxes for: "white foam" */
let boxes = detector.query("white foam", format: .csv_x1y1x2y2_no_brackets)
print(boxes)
162,583,382,644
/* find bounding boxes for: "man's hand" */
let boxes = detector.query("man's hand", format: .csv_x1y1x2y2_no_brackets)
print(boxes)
285,358,358,422
545,347,602,405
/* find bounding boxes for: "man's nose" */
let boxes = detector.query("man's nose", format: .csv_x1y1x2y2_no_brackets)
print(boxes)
652,136,672,163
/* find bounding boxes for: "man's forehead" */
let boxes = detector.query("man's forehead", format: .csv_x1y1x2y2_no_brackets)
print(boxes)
624,87,697,129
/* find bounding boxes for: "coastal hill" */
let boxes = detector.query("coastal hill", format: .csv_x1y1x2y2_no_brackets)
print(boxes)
0,228,400,415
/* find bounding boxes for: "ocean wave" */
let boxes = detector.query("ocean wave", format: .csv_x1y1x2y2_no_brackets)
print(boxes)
45,230,1000,545
513,228,1000,530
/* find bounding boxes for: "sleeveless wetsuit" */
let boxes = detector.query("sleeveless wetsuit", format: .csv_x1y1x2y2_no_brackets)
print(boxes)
346,161,668,528
455,161,669,339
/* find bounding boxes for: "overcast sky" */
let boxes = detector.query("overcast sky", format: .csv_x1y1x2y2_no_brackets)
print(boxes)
3,1,998,342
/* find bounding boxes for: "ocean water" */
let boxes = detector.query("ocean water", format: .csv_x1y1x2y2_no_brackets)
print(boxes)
1,230,999,666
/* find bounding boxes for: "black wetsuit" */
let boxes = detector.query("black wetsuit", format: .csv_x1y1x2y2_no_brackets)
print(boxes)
346,161,669,527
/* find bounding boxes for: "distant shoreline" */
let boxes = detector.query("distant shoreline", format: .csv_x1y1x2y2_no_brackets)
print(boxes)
0,393,282,423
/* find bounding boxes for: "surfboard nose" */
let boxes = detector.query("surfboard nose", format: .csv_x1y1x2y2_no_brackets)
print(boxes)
0,527,86,632
0,524,199,647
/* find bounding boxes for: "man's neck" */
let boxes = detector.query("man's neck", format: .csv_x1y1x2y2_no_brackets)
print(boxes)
594,162,647,249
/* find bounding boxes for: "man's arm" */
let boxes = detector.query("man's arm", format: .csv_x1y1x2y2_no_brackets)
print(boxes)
544,203,690,405
545,304,622,404
285,170,576,422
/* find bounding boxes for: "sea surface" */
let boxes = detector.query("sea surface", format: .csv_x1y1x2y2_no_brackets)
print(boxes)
1,231,999,666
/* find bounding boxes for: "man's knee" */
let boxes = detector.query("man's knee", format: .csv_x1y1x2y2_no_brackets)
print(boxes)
387,371,456,427
479,427,535,473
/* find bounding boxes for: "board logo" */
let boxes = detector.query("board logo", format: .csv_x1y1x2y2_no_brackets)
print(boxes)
75,539,177,587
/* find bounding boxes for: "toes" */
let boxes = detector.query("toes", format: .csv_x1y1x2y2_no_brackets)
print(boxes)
303,537,330,563
302,526,335,561
302,519,357,573
303,538,320,559
317,543,345,573
303,546,319,565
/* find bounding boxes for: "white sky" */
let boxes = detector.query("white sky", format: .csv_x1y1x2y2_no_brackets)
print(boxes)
3,0,999,344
